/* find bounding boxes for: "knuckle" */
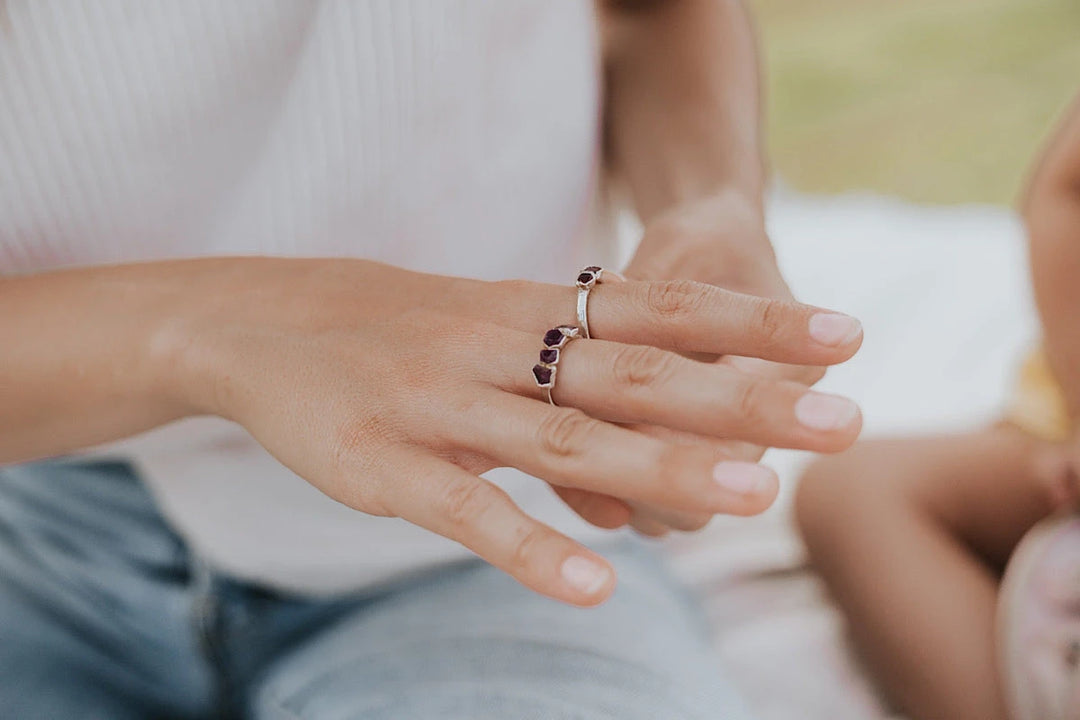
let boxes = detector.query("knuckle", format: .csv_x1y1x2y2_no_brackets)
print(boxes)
332,415,390,471
491,278,534,299
733,376,770,424
753,298,791,349
653,444,692,496
399,317,480,384
339,475,392,517
440,480,494,530
536,409,598,459
445,389,486,419
610,344,676,391
508,523,548,572
646,279,708,319
326,447,393,515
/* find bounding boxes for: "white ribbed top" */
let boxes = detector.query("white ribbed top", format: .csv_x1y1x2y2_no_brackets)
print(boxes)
0,1,610,593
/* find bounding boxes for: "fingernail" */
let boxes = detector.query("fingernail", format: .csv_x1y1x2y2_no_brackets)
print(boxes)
809,313,862,346
561,556,611,596
712,461,773,494
795,392,859,431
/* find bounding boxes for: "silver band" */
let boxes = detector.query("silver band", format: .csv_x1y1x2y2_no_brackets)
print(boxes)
532,325,581,406
575,265,608,339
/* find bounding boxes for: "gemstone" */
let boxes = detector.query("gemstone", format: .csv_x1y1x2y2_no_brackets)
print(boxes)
543,328,565,347
532,364,553,386
584,266,602,273
540,348,559,364
576,272,595,286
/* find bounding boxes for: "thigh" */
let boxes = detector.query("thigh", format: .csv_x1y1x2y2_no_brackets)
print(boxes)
0,460,213,720
251,540,753,720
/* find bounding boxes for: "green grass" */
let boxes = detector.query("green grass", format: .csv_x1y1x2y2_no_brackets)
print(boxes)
751,0,1080,205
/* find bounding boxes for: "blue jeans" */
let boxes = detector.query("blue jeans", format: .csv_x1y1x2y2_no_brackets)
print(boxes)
0,459,753,719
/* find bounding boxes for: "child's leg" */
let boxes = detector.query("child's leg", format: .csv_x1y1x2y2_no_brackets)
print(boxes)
795,426,1058,720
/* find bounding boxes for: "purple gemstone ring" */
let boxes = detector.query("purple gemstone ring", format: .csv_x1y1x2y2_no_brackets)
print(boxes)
575,265,617,339
533,325,580,406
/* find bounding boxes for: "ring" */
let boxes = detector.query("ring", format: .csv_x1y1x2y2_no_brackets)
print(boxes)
532,325,581,406
575,265,613,339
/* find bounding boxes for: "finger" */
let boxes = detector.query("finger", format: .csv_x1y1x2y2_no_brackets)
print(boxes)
629,503,712,534
551,486,633,529
480,278,861,366
721,355,827,387
588,279,863,364
503,333,862,453
633,423,768,464
625,425,751,535
449,391,780,517
629,512,671,538
380,447,616,606
625,426,741,534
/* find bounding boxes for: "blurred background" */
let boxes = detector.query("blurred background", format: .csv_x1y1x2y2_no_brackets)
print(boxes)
669,5,1080,718
751,0,1080,205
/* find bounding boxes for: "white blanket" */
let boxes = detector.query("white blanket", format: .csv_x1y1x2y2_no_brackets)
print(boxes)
651,190,1035,720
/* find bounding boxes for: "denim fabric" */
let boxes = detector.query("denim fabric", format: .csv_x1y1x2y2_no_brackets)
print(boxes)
0,460,753,720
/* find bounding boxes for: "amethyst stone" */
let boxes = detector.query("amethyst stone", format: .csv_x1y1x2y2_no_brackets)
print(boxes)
532,364,554,386
543,328,565,347
543,325,577,348
584,265,602,273
539,348,559,364
576,271,595,286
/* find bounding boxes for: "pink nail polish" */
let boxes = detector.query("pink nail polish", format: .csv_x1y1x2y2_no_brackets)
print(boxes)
809,313,862,346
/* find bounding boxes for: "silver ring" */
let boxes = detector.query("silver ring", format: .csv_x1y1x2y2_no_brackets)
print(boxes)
575,265,609,339
532,325,581,406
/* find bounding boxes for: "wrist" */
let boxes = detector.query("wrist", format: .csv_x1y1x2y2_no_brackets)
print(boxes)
647,185,771,259
143,258,253,422
633,169,766,226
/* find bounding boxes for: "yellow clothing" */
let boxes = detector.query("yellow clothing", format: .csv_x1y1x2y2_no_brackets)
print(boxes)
1006,349,1072,442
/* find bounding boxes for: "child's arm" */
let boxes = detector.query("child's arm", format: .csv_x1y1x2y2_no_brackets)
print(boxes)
1027,95,1080,420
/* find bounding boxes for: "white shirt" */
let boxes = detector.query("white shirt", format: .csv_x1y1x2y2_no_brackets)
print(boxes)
0,0,615,594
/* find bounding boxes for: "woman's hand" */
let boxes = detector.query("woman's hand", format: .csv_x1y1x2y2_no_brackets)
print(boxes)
627,189,786,299
626,190,833,385
166,257,862,605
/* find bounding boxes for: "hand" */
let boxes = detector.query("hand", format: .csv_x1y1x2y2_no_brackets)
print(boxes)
628,188,786,300
627,190,830,381
621,190,861,535
168,258,862,605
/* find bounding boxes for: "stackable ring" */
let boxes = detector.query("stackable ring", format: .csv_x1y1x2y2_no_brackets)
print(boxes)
532,325,581,406
575,265,613,339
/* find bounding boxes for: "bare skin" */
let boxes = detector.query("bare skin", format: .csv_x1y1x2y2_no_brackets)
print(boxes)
1029,95,1080,419
797,427,1058,720
795,92,1080,720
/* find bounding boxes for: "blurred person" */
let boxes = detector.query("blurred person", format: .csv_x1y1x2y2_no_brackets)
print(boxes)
0,1,865,718
796,94,1080,720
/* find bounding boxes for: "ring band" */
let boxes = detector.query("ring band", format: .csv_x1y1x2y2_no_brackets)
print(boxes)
532,325,581,406
576,265,610,340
